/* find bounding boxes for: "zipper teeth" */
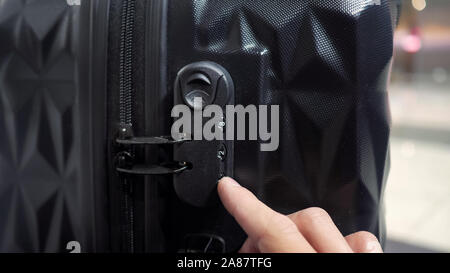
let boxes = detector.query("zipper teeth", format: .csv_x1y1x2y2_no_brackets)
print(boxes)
120,0,135,125
119,0,135,253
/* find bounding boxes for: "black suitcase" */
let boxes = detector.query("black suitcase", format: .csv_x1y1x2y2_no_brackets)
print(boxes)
0,0,401,253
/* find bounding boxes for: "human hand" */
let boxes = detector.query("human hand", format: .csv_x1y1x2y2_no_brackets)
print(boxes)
217,177,383,253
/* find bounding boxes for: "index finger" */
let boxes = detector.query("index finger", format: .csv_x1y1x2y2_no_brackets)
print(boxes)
217,177,315,253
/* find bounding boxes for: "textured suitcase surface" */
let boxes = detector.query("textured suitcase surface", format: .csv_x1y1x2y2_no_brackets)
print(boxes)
0,0,400,253
0,0,110,252
159,0,398,252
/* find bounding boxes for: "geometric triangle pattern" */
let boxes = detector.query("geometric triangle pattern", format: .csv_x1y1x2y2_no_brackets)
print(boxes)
184,0,396,242
0,0,82,252
0,0,399,252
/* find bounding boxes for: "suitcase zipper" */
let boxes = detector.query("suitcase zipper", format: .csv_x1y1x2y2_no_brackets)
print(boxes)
119,0,136,253
119,0,134,126
115,0,190,252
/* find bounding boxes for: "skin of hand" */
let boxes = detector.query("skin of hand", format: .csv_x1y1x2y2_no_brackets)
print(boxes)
217,177,383,253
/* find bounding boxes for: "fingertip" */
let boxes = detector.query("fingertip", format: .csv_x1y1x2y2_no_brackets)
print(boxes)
365,240,383,253
217,177,252,226
218,177,241,187
345,231,383,253
218,177,241,195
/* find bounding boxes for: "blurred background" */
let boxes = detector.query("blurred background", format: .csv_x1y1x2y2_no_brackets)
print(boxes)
385,0,450,253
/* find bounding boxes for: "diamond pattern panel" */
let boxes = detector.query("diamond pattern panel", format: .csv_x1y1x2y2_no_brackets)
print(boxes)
171,0,395,240
0,0,81,252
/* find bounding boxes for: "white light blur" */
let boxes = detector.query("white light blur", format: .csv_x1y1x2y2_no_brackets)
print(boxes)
412,0,427,11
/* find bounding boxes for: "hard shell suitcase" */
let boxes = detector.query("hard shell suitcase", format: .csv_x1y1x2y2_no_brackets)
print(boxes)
0,0,401,252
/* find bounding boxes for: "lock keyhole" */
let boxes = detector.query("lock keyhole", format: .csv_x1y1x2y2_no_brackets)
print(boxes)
175,61,233,109
185,72,212,109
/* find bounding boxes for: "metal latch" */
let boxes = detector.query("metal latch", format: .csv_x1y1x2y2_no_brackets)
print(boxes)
115,124,191,175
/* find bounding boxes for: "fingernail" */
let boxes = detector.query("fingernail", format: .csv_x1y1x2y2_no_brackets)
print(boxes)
366,241,383,253
220,177,241,187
